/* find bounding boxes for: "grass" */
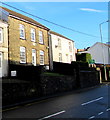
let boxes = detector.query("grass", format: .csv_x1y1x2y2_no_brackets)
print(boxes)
2,78,29,83
41,72,65,76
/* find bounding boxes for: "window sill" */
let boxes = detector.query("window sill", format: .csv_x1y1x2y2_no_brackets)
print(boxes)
40,64,44,65
39,43,44,45
31,41,37,43
20,38,26,40
20,62,26,64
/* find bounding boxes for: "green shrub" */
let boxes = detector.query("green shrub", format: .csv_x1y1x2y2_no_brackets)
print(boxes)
76,53,92,63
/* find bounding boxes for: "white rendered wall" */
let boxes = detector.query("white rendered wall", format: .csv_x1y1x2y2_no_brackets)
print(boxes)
51,33,76,64
83,42,110,64
0,21,8,77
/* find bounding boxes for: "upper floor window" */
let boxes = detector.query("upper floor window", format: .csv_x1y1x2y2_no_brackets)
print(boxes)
58,38,61,50
20,24,25,39
40,50,44,65
69,42,72,52
31,28,36,42
39,31,44,44
0,28,3,43
20,46,26,63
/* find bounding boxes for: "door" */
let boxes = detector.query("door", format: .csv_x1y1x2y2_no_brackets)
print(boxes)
32,49,36,66
0,52,2,77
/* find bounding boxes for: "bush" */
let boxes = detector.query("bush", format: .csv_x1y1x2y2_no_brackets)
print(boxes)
76,53,92,63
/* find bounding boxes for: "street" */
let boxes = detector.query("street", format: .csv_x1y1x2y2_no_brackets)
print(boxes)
2,83,110,120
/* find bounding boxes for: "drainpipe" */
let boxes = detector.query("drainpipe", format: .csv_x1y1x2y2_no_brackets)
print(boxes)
48,31,53,71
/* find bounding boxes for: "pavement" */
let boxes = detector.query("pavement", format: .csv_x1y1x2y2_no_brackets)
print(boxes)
2,83,110,119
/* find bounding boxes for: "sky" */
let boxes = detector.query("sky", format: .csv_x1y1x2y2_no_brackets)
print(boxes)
0,1,109,49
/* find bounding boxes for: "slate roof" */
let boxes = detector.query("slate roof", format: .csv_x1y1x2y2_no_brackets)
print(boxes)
50,31,74,42
0,6,49,30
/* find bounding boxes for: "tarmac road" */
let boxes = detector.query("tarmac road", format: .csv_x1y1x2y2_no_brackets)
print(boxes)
2,83,110,120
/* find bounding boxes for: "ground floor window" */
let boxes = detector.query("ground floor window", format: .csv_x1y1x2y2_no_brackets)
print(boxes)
70,55,73,62
32,49,36,66
59,53,62,62
40,50,44,65
0,52,2,67
20,47,26,63
0,52,2,77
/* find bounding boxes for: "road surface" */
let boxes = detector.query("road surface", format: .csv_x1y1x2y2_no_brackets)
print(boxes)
2,83,110,119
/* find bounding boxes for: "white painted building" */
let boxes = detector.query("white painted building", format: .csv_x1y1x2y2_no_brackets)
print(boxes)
82,42,110,64
0,8,9,77
50,31,76,64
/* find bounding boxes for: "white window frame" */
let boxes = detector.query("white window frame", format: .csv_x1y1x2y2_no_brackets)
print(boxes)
40,50,44,65
58,38,61,50
66,54,68,62
39,31,44,44
69,42,72,52
0,52,2,68
20,47,26,63
59,53,62,62
31,28,36,42
20,24,25,39
32,49,36,66
70,55,73,62
0,52,2,77
0,28,3,43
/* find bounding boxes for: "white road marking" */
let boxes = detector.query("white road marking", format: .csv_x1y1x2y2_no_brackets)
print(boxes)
88,108,110,119
98,112,103,115
81,97,103,106
88,116,95,119
106,108,110,111
38,110,66,120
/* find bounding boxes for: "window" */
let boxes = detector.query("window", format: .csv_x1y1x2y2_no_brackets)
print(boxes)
0,28,3,43
20,47,26,63
39,31,44,44
70,55,73,62
31,28,36,42
0,52,2,68
32,49,36,66
66,54,68,62
40,50,44,65
20,24,25,39
58,38,61,50
69,42,72,52
59,53,62,62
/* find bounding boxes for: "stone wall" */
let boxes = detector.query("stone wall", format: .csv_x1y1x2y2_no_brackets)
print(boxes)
3,74,77,107
79,71,100,88
3,81,41,107
40,75,77,95
3,62,100,108
8,17,49,65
